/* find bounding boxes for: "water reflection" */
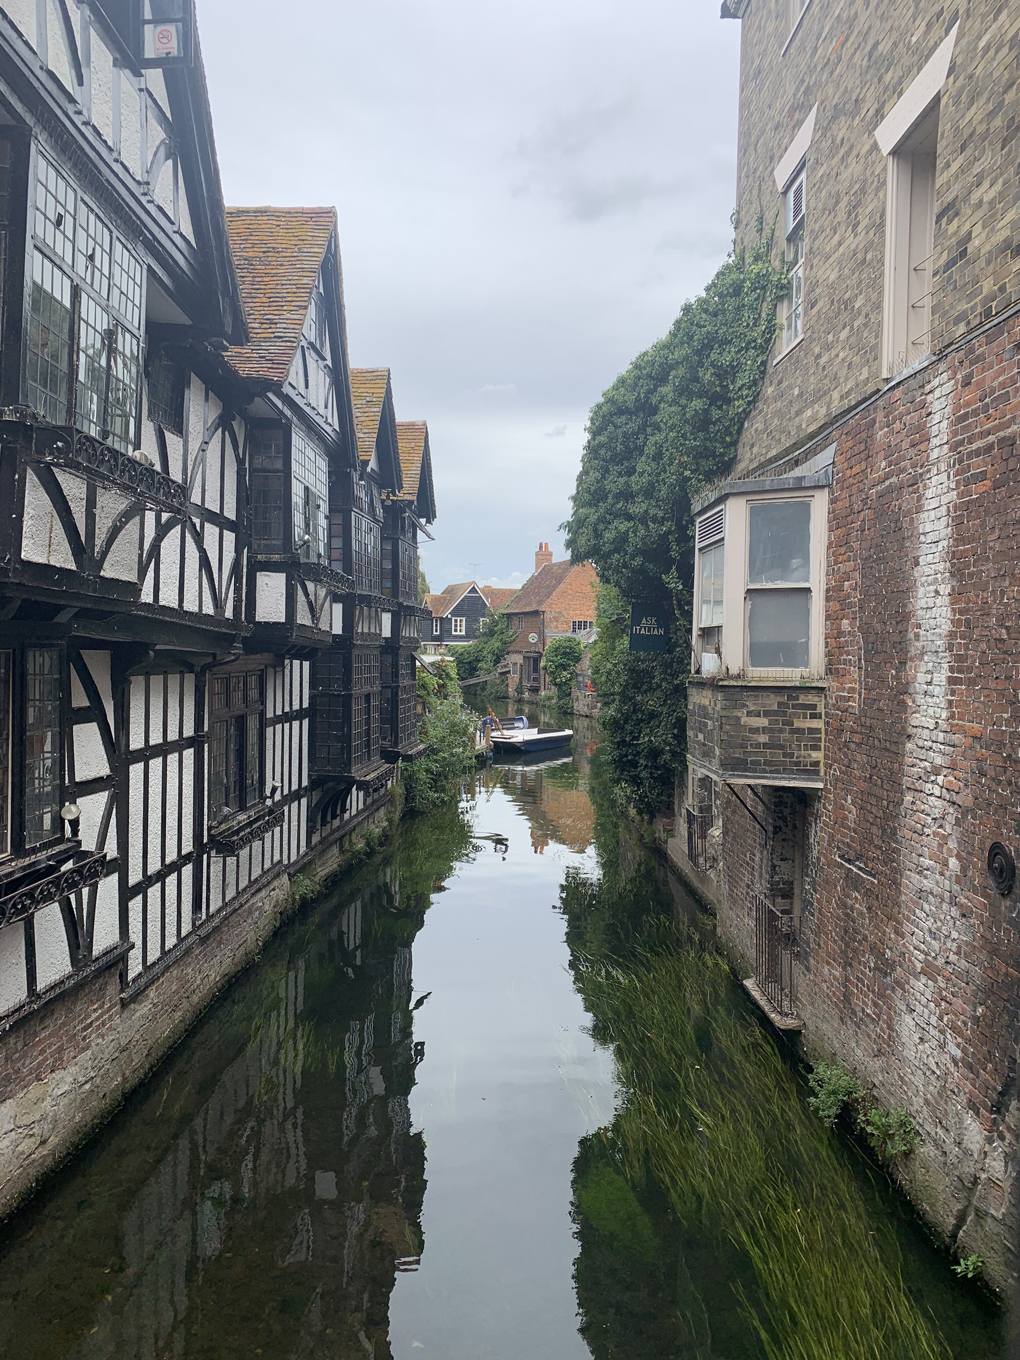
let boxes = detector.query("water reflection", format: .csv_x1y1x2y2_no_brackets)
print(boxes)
0,805,471,1360
0,733,1006,1359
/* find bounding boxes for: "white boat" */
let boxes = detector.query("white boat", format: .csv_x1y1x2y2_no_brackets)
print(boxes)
489,727,574,754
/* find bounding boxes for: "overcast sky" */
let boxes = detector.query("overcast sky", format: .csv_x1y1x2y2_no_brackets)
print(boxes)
199,0,741,591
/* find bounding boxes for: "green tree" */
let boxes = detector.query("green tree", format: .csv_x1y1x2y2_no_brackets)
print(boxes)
401,662,476,812
417,564,430,604
541,635,582,707
449,608,514,682
565,222,786,812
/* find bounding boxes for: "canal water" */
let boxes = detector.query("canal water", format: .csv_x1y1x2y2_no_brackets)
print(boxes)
0,722,1005,1358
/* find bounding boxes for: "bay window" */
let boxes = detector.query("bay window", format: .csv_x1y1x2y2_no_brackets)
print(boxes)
291,428,329,563
27,153,143,449
0,647,64,858
693,487,826,680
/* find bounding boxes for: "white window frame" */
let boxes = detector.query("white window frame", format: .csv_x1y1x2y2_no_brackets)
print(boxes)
780,166,806,353
692,487,827,681
880,105,938,377
432,616,441,637
451,616,466,637
570,619,594,634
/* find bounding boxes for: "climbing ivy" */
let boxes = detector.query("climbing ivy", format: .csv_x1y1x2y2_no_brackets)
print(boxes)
566,222,787,813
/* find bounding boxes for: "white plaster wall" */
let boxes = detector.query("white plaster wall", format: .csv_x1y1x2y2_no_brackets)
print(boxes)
70,665,87,709
81,651,114,729
120,74,142,179
73,722,108,783
180,749,194,853
53,467,87,537
332,601,343,635
178,178,195,245
100,514,141,582
145,68,171,118
128,763,143,883
181,676,195,739
182,534,200,612
91,875,120,955
22,468,77,570
152,154,174,222
146,888,161,955
256,572,287,623
33,902,70,991
0,921,28,1015
90,25,115,148
164,750,179,856
126,899,142,978
77,790,113,854
164,672,180,741
157,524,181,605
45,0,74,94
2,0,36,46
137,418,161,463
164,428,185,484
128,676,146,751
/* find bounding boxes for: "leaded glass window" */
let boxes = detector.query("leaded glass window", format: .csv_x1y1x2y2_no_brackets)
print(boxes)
35,154,75,267
26,250,73,424
208,670,264,820
291,428,329,563
25,647,61,846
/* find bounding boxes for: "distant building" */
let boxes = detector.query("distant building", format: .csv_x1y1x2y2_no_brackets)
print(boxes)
423,582,515,647
502,545,599,695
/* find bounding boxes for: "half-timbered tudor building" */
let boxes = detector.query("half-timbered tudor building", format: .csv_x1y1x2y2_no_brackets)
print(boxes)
382,419,434,760
0,3,438,1214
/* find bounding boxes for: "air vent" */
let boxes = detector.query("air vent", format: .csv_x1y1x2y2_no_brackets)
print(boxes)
787,171,805,233
697,506,725,548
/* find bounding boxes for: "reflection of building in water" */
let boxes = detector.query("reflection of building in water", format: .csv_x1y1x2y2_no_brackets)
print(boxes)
495,762,596,855
2,879,425,1360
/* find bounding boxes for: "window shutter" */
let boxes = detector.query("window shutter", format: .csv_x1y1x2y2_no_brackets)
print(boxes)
787,171,805,235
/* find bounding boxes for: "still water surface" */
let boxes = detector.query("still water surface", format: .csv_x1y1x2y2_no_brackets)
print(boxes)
0,726,1004,1358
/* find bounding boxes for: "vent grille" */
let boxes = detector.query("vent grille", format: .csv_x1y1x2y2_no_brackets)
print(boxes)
697,506,725,548
787,171,805,233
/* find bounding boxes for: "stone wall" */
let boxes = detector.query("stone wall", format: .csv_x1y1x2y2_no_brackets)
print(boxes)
0,802,392,1218
730,0,1020,477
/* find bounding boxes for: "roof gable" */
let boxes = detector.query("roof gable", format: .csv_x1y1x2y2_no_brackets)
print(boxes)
395,421,436,522
224,207,335,383
502,560,575,613
351,369,402,491
430,581,486,616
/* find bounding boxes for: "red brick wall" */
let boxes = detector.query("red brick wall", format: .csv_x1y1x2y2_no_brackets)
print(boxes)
715,312,1020,1284
545,563,599,636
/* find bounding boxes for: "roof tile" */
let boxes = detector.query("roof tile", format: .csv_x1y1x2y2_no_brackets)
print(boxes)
224,207,336,383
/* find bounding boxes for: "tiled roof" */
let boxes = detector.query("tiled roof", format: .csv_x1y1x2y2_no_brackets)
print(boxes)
223,207,335,382
504,559,574,613
423,594,444,615
396,422,426,499
430,582,477,617
481,586,518,610
350,369,391,465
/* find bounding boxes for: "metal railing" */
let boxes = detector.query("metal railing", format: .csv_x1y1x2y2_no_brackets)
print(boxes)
686,809,711,871
753,892,798,1018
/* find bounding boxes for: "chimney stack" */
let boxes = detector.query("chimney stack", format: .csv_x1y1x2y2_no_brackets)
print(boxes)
535,541,553,572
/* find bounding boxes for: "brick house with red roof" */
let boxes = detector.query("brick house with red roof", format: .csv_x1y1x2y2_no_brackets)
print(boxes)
502,545,599,695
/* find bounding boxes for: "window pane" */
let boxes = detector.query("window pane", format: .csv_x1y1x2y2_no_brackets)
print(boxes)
0,651,9,856
35,154,76,266
699,543,725,626
76,202,112,297
110,239,143,329
75,292,112,441
106,328,140,452
208,717,228,816
291,429,329,563
747,589,810,669
244,711,262,809
748,502,810,584
27,251,73,424
25,647,61,845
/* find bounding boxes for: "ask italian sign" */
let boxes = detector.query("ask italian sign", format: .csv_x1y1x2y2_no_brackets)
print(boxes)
629,604,669,653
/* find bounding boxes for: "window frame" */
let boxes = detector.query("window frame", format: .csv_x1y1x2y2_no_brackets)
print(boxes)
207,668,266,825
0,644,67,861
432,616,442,637
570,619,594,634
880,102,939,378
780,165,806,353
451,616,466,637
26,149,145,450
692,488,827,680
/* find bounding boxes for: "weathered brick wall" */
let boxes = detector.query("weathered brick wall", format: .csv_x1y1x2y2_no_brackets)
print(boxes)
713,313,1020,1288
730,0,1020,477
688,680,825,783
545,563,600,635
